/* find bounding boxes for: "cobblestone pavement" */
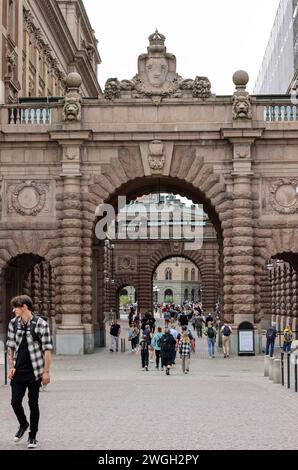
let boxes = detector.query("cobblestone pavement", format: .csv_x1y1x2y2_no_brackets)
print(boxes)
0,318,297,450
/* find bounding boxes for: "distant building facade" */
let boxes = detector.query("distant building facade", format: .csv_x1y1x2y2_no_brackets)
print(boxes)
0,0,101,104
153,258,201,306
254,0,298,94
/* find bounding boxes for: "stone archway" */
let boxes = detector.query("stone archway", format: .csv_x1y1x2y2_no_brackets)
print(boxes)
147,246,218,314
87,170,227,350
0,253,55,342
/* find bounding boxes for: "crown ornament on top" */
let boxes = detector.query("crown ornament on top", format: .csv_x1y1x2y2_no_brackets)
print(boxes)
148,29,166,51
104,31,213,105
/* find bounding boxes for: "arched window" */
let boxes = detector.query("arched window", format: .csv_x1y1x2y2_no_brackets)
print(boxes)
184,268,189,281
165,267,172,280
120,289,128,296
164,289,173,303
191,289,195,302
191,268,195,281
184,288,189,301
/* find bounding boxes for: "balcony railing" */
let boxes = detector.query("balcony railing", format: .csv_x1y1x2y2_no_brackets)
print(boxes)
8,105,52,125
264,104,297,121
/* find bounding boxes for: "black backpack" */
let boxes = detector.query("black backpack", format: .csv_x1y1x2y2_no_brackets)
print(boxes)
207,327,215,339
160,334,173,351
13,313,47,346
223,326,231,337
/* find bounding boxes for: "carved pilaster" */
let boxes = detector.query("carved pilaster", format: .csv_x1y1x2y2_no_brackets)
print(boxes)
285,264,292,319
59,176,83,327
232,175,255,324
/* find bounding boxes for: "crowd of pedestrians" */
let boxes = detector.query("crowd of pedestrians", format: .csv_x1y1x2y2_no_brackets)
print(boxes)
115,302,235,375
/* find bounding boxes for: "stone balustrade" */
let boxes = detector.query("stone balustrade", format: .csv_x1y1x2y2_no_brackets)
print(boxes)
7,105,52,125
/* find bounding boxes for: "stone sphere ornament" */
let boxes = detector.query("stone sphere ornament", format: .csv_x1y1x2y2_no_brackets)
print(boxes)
65,72,82,89
232,70,249,88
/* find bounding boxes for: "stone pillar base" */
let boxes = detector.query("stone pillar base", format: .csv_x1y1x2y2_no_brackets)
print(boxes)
273,358,281,384
56,326,84,355
83,323,94,354
264,355,270,376
94,325,106,348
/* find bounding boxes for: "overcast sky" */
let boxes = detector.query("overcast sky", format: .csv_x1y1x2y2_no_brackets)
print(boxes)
83,0,280,95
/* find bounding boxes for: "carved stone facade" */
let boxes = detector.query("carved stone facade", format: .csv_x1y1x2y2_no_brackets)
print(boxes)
103,31,213,105
0,32,298,355
0,0,101,104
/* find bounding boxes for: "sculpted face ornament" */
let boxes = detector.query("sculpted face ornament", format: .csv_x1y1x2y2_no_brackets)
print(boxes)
145,58,169,87
63,98,81,121
232,94,252,120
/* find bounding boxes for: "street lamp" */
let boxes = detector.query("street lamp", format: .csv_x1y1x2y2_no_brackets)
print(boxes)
153,285,160,304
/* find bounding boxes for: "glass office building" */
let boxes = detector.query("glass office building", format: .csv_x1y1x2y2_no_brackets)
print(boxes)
254,0,298,94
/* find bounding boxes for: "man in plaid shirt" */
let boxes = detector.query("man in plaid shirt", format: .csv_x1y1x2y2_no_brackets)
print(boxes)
6,295,53,449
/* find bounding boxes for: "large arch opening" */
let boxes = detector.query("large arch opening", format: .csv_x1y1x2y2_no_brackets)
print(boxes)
152,255,202,308
92,176,223,347
260,252,298,338
0,253,54,341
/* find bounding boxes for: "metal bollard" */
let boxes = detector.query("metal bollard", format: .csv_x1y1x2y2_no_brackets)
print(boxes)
287,352,290,389
4,350,7,385
281,352,284,386
121,338,125,353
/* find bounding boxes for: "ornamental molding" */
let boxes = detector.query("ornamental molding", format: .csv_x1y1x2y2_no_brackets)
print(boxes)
8,180,49,216
104,31,213,105
148,140,165,174
117,255,137,272
269,178,298,214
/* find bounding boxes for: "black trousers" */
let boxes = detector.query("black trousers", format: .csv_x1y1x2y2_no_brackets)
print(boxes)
11,378,42,438
141,351,149,368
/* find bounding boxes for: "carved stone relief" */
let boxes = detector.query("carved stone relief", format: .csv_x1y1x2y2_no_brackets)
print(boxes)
103,31,213,105
117,255,137,272
232,94,252,120
7,180,49,216
148,140,165,174
269,179,298,214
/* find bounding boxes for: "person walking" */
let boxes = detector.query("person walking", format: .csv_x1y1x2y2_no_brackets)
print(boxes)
282,326,293,353
220,322,232,358
138,335,149,371
179,332,191,374
109,319,120,352
159,328,176,375
203,321,217,358
151,326,163,369
6,295,53,449
265,322,277,357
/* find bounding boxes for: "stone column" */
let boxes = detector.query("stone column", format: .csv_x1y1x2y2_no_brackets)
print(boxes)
285,263,292,327
32,264,41,313
280,262,286,329
56,174,84,354
201,254,217,313
292,269,297,339
260,266,271,329
275,265,281,331
41,261,50,317
270,267,276,324
232,174,255,325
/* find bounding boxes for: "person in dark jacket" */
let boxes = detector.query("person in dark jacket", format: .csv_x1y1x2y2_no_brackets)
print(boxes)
265,322,277,357
159,328,176,375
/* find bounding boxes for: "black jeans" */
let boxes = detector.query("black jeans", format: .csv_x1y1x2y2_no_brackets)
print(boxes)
11,378,42,437
155,350,161,368
141,351,149,368
266,339,275,357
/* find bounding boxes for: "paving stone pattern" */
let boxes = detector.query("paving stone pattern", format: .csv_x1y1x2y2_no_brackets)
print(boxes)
0,319,297,450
